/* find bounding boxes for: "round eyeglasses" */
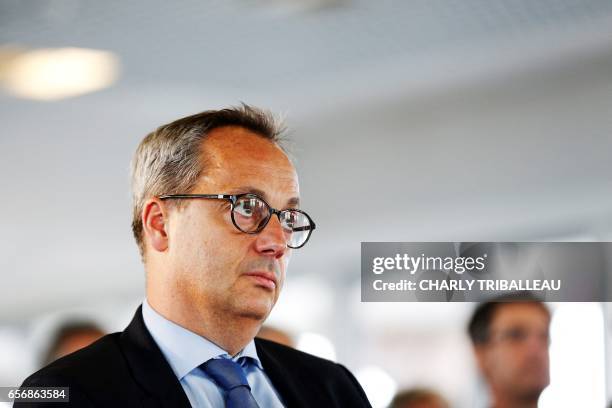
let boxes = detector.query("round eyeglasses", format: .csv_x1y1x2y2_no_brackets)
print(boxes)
158,193,316,249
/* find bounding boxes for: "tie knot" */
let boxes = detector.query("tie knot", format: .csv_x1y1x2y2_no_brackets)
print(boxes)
200,358,251,392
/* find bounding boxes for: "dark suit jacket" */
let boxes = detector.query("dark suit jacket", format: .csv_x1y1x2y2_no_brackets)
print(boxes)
17,306,371,407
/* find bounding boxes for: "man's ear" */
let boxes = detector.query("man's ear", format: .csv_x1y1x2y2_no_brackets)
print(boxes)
142,198,169,253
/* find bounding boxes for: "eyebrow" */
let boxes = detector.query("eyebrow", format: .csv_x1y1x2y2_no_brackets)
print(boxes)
227,186,300,207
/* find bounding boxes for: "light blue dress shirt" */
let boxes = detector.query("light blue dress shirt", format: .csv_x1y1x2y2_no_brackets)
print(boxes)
142,299,285,408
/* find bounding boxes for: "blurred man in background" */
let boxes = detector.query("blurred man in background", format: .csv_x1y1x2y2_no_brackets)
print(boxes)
256,325,295,348
19,105,370,407
468,293,550,408
42,321,104,366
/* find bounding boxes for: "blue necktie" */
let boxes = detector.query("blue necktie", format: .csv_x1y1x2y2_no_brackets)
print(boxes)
200,357,260,408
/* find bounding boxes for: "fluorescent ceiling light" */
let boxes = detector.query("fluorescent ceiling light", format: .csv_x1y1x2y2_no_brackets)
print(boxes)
243,0,346,15
2,47,119,101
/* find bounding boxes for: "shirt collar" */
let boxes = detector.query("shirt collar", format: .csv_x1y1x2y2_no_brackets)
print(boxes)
141,299,262,380
238,338,262,369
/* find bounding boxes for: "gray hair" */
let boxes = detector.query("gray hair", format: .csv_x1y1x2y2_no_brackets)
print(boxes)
130,104,286,258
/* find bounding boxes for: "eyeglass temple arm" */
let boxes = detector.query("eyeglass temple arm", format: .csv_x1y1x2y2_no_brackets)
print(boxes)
158,194,234,200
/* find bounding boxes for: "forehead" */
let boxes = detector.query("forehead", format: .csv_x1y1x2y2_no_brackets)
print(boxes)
197,126,299,199
491,303,550,330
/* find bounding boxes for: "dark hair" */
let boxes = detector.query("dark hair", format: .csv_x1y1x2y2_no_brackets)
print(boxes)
467,292,549,345
390,388,448,408
43,321,105,365
130,104,287,257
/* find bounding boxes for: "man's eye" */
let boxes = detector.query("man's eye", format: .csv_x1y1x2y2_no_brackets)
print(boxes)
285,215,295,227
236,206,253,217
504,328,528,342
282,211,302,230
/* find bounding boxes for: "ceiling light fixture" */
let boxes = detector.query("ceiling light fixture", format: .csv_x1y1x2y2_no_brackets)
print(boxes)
1,47,119,101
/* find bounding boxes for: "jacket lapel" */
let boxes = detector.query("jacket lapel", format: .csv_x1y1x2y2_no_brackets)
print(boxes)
119,305,192,408
256,339,309,408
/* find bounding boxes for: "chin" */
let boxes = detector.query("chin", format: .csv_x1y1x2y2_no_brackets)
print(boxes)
235,300,273,321
519,378,550,399
236,309,269,321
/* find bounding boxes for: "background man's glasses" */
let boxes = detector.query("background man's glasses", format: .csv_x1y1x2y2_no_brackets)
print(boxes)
158,193,316,249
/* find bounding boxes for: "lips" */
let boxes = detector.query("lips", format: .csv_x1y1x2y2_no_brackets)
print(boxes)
244,271,277,290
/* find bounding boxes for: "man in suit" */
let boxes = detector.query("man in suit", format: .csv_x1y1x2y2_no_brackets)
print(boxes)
468,293,550,408
18,105,371,407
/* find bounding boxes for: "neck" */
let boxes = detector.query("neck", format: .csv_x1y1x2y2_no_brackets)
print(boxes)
147,288,261,356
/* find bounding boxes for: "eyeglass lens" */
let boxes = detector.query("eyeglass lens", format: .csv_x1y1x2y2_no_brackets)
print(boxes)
232,196,312,248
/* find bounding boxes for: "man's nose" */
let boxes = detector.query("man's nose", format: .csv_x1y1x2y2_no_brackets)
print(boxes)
525,334,549,357
254,214,287,258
